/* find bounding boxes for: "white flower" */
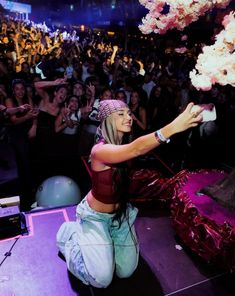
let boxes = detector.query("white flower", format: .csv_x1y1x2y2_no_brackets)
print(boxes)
190,11,235,90
190,70,213,91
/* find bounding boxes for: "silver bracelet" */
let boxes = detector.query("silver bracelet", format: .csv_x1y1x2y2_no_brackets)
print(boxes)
155,129,170,144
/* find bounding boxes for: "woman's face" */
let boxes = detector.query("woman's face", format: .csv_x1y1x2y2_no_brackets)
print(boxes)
115,92,126,103
112,107,133,134
130,91,139,105
101,90,113,101
68,96,79,111
13,83,25,100
55,87,67,104
73,83,84,97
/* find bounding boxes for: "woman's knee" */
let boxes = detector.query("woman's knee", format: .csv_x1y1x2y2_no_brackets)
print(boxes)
116,262,138,279
71,251,114,288
66,248,113,287
88,265,114,288
115,244,139,279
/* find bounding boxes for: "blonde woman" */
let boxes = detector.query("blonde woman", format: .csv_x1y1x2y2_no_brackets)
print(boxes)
57,100,202,288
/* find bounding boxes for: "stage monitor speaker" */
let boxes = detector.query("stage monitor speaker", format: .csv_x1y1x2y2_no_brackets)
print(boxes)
0,196,27,239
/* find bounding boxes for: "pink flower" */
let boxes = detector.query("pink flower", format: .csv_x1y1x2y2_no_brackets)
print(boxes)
138,0,231,35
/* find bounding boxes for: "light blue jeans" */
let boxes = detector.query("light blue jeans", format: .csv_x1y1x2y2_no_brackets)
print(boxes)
56,196,139,288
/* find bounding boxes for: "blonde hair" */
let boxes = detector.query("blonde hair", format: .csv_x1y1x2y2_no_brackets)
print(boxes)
100,114,122,145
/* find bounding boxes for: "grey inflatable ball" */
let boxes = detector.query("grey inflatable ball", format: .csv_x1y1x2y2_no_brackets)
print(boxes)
36,176,81,207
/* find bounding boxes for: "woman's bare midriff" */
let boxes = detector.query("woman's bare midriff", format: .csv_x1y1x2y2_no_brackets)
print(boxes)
87,191,120,213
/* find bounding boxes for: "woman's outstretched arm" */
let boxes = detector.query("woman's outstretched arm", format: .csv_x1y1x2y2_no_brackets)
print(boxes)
91,102,202,164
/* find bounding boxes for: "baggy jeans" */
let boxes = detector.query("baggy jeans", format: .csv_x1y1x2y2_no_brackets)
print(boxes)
56,196,139,288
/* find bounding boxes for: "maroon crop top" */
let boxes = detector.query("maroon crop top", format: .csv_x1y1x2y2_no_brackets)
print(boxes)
91,168,122,204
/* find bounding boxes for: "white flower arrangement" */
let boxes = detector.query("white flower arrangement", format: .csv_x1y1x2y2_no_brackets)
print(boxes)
138,0,231,35
190,11,235,90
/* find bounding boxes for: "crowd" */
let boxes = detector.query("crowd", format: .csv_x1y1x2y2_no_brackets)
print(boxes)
0,13,235,211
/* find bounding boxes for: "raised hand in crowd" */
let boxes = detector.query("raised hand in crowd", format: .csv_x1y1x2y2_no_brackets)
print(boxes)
80,98,93,119
61,103,74,128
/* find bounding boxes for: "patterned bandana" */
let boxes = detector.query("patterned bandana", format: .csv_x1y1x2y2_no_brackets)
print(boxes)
98,99,127,122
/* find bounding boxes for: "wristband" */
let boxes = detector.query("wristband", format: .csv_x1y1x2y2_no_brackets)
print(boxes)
155,129,170,144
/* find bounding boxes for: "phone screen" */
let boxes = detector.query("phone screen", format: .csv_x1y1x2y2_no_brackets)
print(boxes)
191,104,216,122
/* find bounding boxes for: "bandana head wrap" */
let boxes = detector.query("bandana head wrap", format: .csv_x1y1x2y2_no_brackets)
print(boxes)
98,99,127,122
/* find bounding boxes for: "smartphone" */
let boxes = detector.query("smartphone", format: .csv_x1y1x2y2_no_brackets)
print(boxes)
191,103,216,122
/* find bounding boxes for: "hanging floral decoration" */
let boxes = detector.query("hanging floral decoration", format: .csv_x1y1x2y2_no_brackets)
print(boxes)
138,0,231,35
190,11,235,91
